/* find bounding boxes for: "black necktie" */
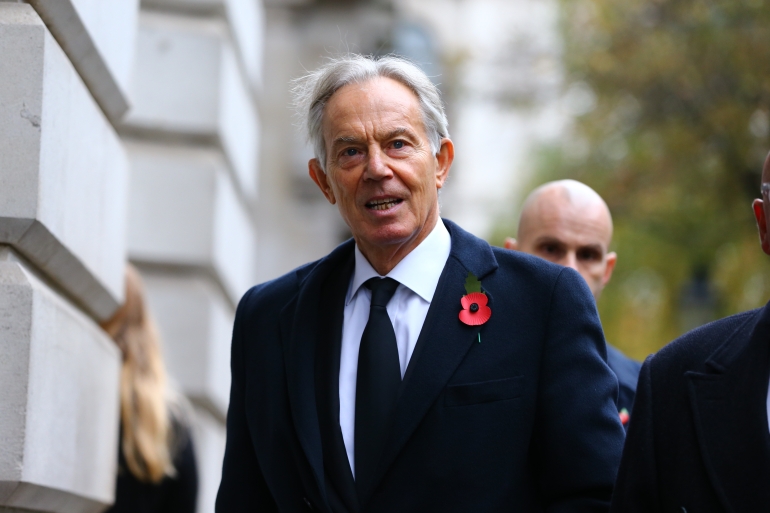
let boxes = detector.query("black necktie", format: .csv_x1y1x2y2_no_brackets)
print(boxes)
354,277,401,497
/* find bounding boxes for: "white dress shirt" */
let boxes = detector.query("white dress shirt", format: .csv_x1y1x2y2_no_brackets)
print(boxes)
339,220,451,476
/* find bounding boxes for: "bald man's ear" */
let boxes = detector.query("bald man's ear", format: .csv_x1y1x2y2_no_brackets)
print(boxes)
603,251,617,288
504,237,519,251
753,199,770,255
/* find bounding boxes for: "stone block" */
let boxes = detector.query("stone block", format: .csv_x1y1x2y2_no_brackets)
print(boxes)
190,406,226,513
0,3,128,321
126,141,256,307
139,270,233,420
0,248,122,513
219,44,261,198
224,0,264,89
124,12,260,198
141,0,264,89
26,0,140,121
141,0,222,13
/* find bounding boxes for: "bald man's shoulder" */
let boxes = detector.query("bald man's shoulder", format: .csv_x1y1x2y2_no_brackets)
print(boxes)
492,246,595,301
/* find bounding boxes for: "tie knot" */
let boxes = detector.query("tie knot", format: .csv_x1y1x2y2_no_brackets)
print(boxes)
365,277,399,307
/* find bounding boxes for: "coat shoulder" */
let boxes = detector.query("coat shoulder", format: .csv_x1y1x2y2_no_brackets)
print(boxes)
490,246,567,286
443,219,572,295
490,246,595,309
492,246,563,275
607,345,642,393
649,308,762,378
236,260,321,319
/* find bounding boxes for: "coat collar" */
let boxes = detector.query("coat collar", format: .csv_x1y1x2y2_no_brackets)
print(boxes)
687,300,770,510
280,219,499,509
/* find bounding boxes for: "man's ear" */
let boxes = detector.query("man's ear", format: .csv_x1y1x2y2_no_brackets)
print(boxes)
435,138,455,189
503,237,518,251
603,251,617,287
753,199,770,255
309,158,336,205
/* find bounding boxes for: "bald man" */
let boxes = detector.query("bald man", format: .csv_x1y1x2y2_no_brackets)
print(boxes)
610,156,770,510
505,180,641,426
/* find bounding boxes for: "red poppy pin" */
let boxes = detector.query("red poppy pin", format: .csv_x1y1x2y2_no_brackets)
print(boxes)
459,272,491,327
619,408,630,426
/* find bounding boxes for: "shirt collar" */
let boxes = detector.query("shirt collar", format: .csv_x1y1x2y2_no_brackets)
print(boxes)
346,219,452,306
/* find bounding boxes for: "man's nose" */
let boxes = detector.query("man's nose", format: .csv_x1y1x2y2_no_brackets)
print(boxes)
363,147,392,180
564,252,579,272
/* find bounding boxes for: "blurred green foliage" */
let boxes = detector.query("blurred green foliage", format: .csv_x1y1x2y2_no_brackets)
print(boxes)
514,0,770,359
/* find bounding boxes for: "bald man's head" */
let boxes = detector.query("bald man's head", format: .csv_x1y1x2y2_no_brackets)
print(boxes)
505,180,617,300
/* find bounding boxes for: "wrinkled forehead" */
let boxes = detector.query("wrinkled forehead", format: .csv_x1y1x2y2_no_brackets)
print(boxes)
324,77,421,122
323,79,426,146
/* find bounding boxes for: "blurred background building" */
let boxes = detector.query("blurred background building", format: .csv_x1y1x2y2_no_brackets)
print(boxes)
2,0,770,511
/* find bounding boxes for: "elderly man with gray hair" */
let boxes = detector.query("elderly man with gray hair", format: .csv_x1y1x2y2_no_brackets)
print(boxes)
216,54,624,513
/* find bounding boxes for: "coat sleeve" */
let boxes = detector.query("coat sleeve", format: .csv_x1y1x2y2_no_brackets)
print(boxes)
610,357,661,512
215,288,279,512
533,267,626,513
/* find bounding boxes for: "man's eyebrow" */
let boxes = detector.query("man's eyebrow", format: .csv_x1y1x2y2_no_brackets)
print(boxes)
534,236,565,246
383,127,410,139
332,135,360,147
577,243,604,254
331,127,415,149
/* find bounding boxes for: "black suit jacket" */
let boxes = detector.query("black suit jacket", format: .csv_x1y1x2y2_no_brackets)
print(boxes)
216,220,625,513
611,302,770,512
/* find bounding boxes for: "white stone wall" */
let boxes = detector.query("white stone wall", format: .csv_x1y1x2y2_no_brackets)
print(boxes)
125,11,260,199
189,407,227,513
121,2,263,512
0,249,121,513
25,0,140,121
0,0,132,510
140,271,233,420
0,2,129,321
1,0,264,509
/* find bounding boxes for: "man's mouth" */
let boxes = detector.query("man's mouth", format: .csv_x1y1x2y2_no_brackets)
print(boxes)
365,198,403,211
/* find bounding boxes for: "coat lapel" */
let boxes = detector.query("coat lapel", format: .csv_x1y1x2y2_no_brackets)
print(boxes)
315,253,359,513
363,220,499,500
687,302,770,511
280,240,356,512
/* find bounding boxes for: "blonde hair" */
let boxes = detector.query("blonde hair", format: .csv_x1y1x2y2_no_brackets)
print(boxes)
101,265,174,483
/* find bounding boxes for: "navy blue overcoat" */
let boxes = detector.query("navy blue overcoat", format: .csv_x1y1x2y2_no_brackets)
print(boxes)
612,302,770,512
217,219,625,512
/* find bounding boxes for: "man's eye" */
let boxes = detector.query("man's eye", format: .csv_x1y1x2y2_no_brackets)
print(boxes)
578,250,600,261
392,140,404,149
344,148,358,157
543,244,558,254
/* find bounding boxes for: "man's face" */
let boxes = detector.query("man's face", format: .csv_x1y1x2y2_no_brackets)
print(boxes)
511,196,616,299
308,77,452,263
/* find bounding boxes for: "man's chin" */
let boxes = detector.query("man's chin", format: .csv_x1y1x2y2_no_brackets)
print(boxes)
354,224,418,250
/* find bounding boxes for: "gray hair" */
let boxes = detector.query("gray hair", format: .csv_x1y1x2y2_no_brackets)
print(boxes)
292,54,449,172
